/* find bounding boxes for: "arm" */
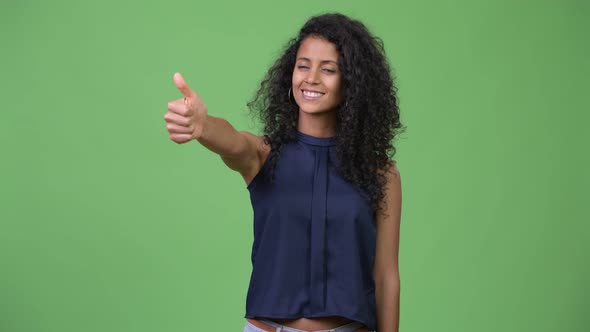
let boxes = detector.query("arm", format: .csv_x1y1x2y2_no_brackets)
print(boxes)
373,162,402,332
165,72,261,178
197,116,261,178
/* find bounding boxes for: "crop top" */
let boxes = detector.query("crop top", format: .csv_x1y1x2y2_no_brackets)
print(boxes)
244,130,377,331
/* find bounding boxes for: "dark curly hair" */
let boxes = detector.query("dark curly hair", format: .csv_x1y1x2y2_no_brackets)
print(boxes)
247,13,405,215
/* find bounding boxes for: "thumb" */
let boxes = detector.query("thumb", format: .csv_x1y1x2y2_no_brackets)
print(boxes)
173,72,196,98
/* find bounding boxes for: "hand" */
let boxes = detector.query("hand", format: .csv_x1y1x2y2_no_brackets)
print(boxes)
164,72,209,144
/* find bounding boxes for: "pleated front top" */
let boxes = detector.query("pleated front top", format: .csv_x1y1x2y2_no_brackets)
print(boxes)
244,131,377,331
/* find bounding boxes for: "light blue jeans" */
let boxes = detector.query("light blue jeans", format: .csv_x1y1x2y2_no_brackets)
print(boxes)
242,318,368,332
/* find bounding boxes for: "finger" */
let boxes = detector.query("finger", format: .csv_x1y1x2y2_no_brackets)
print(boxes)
173,72,196,98
163,111,191,126
169,133,192,143
166,122,193,134
167,100,192,117
183,96,194,115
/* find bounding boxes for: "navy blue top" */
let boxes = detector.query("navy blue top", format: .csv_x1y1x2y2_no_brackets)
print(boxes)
244,131,377,331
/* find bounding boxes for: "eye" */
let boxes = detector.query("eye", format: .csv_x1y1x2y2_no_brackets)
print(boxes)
297,65,309,70
322,68,336,73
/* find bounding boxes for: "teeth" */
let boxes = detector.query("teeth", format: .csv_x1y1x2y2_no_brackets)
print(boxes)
303,90,323,98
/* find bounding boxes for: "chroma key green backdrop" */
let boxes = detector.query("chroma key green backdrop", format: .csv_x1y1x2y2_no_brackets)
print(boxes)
1,0,588,331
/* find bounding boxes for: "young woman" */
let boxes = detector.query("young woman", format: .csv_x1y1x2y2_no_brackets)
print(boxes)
164,13,403,332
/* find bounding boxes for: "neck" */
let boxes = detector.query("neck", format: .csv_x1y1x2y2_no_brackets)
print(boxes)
297,109,337,138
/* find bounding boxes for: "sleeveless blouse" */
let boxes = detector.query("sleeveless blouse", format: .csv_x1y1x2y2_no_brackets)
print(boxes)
244,131,377,331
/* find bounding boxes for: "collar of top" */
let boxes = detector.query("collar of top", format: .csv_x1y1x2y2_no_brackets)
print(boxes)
296,131,337,147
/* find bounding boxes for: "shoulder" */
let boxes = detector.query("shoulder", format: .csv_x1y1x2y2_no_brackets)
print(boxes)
378,160,401,188
377,160,402,219
387,161,401,190
383,160,400,178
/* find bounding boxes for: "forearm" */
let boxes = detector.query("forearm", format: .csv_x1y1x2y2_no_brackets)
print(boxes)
375,275,400,332
196,115,248,158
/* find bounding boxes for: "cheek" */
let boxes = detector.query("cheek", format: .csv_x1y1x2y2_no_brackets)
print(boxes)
328,79,342,97
292,72,303,86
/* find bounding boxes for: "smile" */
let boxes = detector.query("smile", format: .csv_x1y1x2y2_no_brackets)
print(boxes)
302,90,325,99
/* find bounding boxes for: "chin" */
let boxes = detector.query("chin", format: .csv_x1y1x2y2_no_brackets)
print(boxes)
299,107,333,115
297,102,336,114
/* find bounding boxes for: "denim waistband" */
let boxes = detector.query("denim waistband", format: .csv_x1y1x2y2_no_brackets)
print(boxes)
258,319,366,332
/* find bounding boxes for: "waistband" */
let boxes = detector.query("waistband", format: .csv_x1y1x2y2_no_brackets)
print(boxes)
247,318,369,332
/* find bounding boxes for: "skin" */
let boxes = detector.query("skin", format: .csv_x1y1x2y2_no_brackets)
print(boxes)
291,35,343,138
164,35,401,332
373,165,402,332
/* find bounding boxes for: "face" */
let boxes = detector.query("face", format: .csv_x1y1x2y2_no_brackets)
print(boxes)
292,36,343,115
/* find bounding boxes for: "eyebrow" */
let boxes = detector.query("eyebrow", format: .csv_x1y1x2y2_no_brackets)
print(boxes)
296,57,339,65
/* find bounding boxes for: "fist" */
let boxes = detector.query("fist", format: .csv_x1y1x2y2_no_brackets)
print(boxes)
164,72,208,144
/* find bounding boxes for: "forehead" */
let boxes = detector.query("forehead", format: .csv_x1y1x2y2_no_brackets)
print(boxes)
296,36,339,62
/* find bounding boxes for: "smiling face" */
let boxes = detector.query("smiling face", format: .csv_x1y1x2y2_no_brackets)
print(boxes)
292,35,343,117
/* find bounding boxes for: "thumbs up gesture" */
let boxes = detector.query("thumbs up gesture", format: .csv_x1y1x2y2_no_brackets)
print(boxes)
164,72,209,144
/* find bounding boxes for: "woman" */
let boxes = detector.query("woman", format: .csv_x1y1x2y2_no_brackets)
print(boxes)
164,13,403,332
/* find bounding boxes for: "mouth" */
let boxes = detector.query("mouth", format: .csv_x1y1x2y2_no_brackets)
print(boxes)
301,89,325,100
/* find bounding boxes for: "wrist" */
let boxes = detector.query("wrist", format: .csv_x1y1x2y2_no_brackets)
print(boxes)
195,114,210,141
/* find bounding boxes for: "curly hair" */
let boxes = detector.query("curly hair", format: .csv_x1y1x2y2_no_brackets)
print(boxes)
247,13,405,215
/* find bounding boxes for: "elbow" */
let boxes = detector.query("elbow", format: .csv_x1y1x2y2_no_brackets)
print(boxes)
374,271,400,288
375,275,400,298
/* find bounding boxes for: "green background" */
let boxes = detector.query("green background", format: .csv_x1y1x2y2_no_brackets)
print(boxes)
1,0,588,331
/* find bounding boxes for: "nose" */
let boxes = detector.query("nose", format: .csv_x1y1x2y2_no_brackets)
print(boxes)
304,67,321,84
